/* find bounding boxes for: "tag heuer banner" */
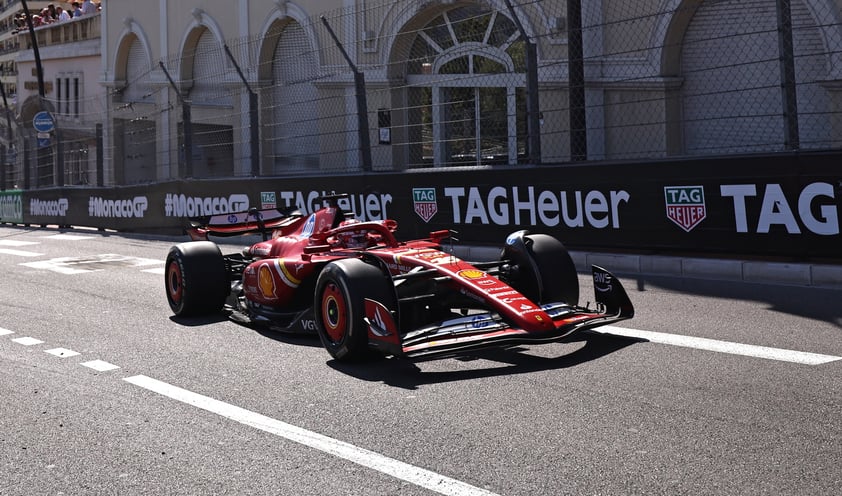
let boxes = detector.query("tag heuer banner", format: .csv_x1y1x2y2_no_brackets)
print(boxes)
8,151,842,261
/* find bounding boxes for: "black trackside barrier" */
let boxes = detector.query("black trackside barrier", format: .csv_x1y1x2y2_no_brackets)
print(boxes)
6,151,842,262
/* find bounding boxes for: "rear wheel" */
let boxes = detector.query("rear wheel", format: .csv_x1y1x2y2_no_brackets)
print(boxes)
165,241,229,317
314,259,392,361
501,232,579,305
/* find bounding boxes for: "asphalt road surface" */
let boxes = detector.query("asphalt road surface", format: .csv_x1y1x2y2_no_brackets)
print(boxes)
1,225,840,495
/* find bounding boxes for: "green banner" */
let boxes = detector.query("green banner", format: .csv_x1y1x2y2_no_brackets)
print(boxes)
0,190,23,223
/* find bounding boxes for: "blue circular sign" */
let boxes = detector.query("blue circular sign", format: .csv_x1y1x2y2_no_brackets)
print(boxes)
33,111,55,133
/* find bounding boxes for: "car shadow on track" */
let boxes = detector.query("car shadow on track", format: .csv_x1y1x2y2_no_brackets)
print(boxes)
169,315,230,326
170,313,326,350
252,328,324,349
327,330,643,390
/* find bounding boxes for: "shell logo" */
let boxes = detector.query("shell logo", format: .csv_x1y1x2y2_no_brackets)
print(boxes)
458,269,486,279
258,264,277,299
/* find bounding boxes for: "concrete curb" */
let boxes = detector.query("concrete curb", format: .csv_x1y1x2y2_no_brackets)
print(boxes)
454,245,842,289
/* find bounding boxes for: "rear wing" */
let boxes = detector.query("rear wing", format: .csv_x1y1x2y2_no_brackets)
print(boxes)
186,208,304,241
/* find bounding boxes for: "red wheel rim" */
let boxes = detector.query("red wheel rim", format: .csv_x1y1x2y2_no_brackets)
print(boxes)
167,261,183,304
321,282,348,342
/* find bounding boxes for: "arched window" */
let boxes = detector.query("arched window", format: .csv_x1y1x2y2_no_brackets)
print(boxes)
269,21,320,173
680,0,831,154
188,28,232,107
123,35,152,103
405,5,527,167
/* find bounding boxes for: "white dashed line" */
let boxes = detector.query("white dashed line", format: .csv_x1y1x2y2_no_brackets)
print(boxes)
44,348,81,358
80,360,120,372
124,375,500,496
0,327,14,336
597,326,842,365
12,337,44,346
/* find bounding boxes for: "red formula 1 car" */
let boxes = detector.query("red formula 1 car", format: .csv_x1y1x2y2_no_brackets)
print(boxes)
165,194,633,361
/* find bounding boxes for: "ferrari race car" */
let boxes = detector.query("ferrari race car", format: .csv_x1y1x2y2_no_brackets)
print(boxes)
165,194,634,361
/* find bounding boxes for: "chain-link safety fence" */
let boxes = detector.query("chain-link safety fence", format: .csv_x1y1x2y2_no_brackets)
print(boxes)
2,0,841,189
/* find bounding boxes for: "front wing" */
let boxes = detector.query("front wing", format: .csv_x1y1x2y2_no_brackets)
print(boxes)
365,265,634,360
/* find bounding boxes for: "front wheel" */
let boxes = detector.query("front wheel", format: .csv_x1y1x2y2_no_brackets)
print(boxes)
165,241,229,317
501,232,579,305
314,259,392,361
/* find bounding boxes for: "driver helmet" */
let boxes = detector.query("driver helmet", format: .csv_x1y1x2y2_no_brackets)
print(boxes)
337,219,369,249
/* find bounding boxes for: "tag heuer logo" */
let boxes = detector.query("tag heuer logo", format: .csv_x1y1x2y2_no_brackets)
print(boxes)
664,186,706,232
413,188,438,223
260,191,276,209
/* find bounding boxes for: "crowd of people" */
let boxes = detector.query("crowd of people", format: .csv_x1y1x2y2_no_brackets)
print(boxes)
12,1,100,30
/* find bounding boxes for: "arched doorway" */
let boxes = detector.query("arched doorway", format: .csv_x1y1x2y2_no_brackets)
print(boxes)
114,33,156,185
267,20,320,174
400,4,527,167
679,0,831,154
181,27,234,178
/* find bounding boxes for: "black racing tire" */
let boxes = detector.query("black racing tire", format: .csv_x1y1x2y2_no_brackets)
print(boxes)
501,233,579,306
165,241,229,317
314,258,394,361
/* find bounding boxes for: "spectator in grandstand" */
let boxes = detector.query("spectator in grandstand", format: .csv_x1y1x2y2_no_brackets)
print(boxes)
72,2,82,17
57,6,70,22
38,8,52,24
11,13,26,33
81,0,96,15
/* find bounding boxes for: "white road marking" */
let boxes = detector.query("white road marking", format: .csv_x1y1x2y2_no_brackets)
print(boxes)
0,248,43,257
21,258,92,275
597,326,842,365
81,360,120,372
0,240,39,247
142,267,166,275
124,375,500,496
44,347,80,358
42,234,93,241
0,327,13,336
12,337,44,346
20,254,163,275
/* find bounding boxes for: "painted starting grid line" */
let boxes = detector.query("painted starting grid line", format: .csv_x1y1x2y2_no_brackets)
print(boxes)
0,239,43,257
0,239,164,274
596,326,842,365
20,254,163,275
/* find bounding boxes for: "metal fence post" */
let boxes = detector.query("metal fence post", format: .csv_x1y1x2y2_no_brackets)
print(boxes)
23,133,30,190
776,0,800,150
222,44,260,177
160,61,193,178
505,0,541,165
96,123,103,186
321,16,372,172
567,0,587,161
